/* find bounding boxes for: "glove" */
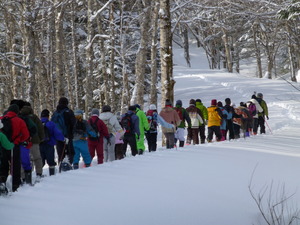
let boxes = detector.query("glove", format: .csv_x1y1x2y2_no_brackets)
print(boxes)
266,116,269,120
64,138,69,144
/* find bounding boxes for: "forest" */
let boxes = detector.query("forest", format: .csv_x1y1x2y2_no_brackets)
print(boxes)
0,0,299,114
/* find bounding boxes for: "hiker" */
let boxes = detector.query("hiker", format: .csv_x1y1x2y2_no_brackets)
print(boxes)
217,101,230,141
115,112,124,160
39,109,65,175
98,106,121,162
0,104,30,192
207,99,222,142
195,99,208,144
174,100,191,147
159,99,181,149
72,110,96,169
249,95,263,135
256,93,269,134
134,104,150,155
186,99,204,145
238,102,252,137
224,98,235,140
51,97,76,164
146,104,174,151
121,106,140,157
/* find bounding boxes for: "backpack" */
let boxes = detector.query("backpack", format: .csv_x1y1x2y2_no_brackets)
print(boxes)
42,121,50,142
175,107,184,120
248,102,257,117
51,109,68,136
146,110,158,131
88,118,100,141
121,113,133,133
21,116,37,138
74,119,86,136
1,117,14,142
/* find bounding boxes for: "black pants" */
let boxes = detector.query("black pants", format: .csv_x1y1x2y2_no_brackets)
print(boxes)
199,125,206,143
0,145,21,192
40,142,56,167
258,116,266,134
207,126,222,142
56,140,74,164
187,128,199,145
146,132,157,152
225,120,235,140
122,134,138,156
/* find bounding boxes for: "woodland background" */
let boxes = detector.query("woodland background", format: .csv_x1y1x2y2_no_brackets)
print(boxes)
0,0,299,115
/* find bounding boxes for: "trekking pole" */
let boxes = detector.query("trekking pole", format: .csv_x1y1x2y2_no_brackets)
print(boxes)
58,142,67,173
264,117,273,135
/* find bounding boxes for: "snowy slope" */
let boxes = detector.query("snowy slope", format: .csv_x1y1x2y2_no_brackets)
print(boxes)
1,46,300,225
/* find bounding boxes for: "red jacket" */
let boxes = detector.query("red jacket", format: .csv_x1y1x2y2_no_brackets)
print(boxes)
1,111,30,145
87,116,109,143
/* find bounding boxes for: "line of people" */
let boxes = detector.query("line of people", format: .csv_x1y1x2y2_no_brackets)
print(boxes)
0,93,268,194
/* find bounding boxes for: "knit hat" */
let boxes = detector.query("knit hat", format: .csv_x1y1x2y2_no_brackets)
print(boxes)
257,93,263,98
0,120,3,129
58,97,69,106
176,100,182,106
74,109,84,116
41,109,50,118
225,98,231,105
211,99,217,106
128,105,136,111
165,99,172,106
91,108,99,116
102,105,111,112
135,104,141,109
149,104,157,110
217,101,223,107
189,99,196,105
196,99,202,103
7,104,19,114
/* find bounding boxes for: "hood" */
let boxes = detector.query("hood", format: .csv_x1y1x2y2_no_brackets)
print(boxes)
196,102,203,107
99,112,114,121
20,105,33,116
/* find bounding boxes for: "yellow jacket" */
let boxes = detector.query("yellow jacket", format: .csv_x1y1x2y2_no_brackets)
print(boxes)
207,106,222,127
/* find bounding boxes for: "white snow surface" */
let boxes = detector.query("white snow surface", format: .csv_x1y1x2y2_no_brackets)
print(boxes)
1,46,300,225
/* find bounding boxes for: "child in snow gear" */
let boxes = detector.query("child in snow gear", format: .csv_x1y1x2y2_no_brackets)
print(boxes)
134,104,150,155
40,109,65,176
121,106,140,157
207,99,222,142
174,100,191,147
51,97,76,165
224,98,235,140
88,108,110,164
256,93,269,134
0,104,30,192
72,110,96,169
195,99,208,144
249,95,263,135
186,99,204,145
159,99,181,149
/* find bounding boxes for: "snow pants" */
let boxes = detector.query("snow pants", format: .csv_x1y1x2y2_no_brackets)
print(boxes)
163,132,175,149
73,140,92,166
225,119,235,140
207,126,222,142
136,132,146,152
122,134,138,156
115,144,124,160
199,125,206,144
30,144,43,175
56,140,74,164
146,132,157,152
187,128,200,145
88,139,104,164
39,142,56,167
174,128,185,142
258,116,266,134
104,135,116,162
20,145,32,171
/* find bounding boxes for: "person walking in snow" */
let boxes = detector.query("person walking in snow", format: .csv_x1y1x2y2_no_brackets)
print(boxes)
195,99,208,144
174,100,191,147
72,110,96,169
40,109,65,176
99,106,123,162
207,99,222,142
256,93,269,134
217,101,230,141
134,104,150,155
121,105,140,157
186,99,204,145
159,99,181,149
224,98,235,140
249,95,263,135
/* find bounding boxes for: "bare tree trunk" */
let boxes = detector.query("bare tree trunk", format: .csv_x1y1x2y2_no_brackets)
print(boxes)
252,24,263,78
180,24,191,68
222,29,233,73
48,10,56,109
109,4,116,111
149,0,160,106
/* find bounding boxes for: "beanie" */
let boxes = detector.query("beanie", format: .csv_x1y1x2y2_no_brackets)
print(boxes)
165,99,172,106
102,105,111,112
176,100,182,106
41,109,50,118
91,108,99,116
135,104,141,109
149,104,157,110
257,93,263,98
74,109,84,116
196,99,202,103
58,97,69,106
189,99,196,105
7,104,19,114
211,99,217,106
217,101,223,107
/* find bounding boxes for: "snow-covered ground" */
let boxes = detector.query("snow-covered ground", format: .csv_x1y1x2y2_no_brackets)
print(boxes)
1,46,300,225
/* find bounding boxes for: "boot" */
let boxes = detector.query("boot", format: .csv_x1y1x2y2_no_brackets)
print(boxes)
85,164,90,168
179,141,184,147
49,167,55,176
24,171,32,185
138,149,144,155
73,164,79,170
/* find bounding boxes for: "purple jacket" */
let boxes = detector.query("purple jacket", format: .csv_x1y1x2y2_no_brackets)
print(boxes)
41,117,65,146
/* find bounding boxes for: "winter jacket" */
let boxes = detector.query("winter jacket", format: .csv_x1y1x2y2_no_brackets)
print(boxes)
88,115,109,143
20,106,45,144
52,105,76,139
0,132,14,150
121,110,140,136
159,106,181,133
174,106,191,128
219,107,229,130
99,112,122,136
0,111,30,145
250,98,263,119
234,106,252,130
186,105,203,128
135,108,150,136
146,110,174,133
73,119,96,141
207,106,222,127
223,104,233,120
195,102,208,121
256,98,268,117
40,117,65,146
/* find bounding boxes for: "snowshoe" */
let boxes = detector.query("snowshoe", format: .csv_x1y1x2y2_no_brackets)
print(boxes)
0,182,8,196
59,157,73,172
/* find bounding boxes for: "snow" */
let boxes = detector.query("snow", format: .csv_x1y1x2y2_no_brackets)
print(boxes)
1,46,300,225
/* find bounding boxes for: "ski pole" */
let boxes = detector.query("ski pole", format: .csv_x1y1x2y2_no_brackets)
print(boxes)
58,142,67,173
264,117,273,135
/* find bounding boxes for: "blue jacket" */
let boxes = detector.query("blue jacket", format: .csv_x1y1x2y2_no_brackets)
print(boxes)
41,117,65,146
121,110,140,136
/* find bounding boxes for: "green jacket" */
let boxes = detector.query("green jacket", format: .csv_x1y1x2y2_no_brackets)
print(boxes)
196,102,208,120
0,132,14,150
